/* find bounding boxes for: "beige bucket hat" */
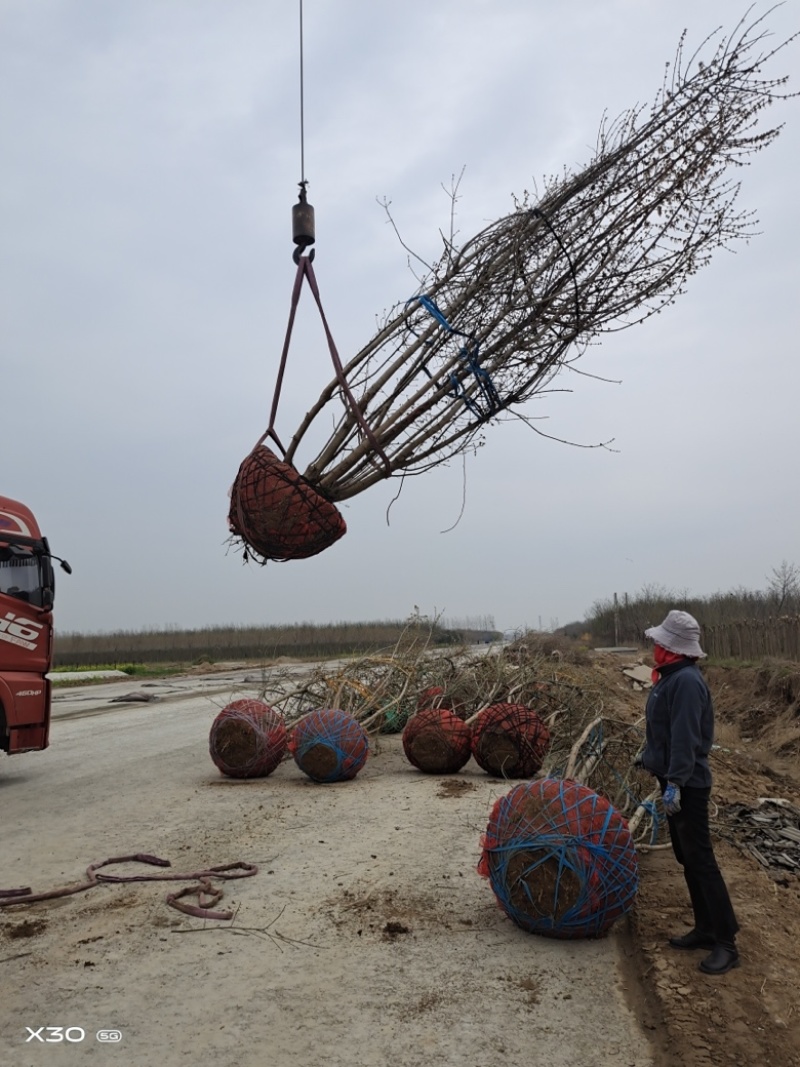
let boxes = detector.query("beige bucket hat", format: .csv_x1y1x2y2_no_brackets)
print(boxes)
644,609,706,659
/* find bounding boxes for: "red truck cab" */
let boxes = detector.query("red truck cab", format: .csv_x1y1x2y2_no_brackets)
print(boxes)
0,495,71,755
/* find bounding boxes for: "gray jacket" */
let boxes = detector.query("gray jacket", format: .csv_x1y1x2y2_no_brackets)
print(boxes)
642,660,713,788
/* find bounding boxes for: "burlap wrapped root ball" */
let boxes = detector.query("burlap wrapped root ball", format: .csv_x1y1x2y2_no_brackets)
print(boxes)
289,708,370,783
471,702,550,778
402,708,472,774
209,699,288,779
478,778,639,939
228,445,347,563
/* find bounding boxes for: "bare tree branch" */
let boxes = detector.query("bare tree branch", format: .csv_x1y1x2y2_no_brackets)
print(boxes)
274,15,797,504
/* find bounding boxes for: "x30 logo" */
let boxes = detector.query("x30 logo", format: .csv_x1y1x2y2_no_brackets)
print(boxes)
26,1027,86,1042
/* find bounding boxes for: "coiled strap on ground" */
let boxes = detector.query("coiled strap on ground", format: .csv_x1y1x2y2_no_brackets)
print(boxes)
0,854,258,921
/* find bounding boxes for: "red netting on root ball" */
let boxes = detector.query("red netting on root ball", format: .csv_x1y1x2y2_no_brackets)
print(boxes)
402,708,472,774
478,778,638,939
416,686,449,711
228,446,347,563
209,699,287,779
471,703,550,778
289,708,370,783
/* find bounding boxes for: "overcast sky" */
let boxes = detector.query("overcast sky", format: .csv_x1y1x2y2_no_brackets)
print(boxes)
2,0,799,636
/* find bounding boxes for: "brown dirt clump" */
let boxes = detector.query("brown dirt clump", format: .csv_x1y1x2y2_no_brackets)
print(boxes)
436,778,477,798
297,742,338,781
2,918,47,939
407,732,457,772
475,731,521,776
505,850,582,923
213,718,258,766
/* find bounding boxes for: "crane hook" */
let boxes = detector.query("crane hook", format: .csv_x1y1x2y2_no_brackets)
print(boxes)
292,181,316,264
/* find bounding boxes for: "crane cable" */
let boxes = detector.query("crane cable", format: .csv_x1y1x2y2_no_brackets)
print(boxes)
259,0,390,477
292,0,314,263
299,0,306,189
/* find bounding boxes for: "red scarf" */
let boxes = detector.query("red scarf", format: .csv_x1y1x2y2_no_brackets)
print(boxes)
651,643,685,684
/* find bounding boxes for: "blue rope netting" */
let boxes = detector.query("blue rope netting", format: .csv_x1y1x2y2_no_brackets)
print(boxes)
290,707,370,783
406,295,502,420
479,778,639,939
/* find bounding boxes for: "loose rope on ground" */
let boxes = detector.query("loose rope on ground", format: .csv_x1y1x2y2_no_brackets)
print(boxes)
0,854,258,921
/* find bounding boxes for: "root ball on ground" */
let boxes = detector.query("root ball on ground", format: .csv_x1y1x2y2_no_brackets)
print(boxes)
471,702,550,778
209,699,287,778
402,708,472,774
478,778,638,938
289,708,369,782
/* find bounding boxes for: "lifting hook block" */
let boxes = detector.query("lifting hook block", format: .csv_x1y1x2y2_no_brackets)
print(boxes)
292,180,316,263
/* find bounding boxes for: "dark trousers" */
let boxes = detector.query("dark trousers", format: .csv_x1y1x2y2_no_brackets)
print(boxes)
660,781,739,944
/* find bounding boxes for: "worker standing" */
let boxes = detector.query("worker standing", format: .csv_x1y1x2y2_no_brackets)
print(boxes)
639,610,740,975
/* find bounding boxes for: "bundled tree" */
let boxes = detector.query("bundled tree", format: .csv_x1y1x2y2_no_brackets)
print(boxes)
230,11,797,563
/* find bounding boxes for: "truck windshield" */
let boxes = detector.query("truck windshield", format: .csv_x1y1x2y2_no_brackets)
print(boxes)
0,549,45,607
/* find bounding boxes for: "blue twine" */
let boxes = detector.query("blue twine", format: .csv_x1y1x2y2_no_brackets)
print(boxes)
482,779,638,939
406,295,502,420
292,707,369,783
636,797,663,846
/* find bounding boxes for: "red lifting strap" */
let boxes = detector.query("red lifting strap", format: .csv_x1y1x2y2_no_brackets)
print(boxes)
257,256,390,477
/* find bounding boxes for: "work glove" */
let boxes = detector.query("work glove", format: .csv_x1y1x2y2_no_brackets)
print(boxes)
662,782,681,816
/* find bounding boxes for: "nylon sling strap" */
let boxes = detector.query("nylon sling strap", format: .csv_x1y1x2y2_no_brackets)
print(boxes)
256,256,391,478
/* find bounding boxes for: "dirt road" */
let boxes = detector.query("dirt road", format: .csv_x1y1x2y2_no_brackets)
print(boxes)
1,667,652,1067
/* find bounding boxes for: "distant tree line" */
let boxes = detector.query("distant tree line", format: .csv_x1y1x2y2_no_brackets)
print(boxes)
51,614,504,668
586,562,800,660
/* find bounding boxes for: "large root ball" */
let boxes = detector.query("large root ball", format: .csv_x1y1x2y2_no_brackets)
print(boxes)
209,699,287,778
478,778,638,939
471,702,550,778
289,708,369,783
228,445,347,562
402,708,472,774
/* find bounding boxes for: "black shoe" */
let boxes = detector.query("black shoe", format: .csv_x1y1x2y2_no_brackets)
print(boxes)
699,943,740,975
668,929,716,950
